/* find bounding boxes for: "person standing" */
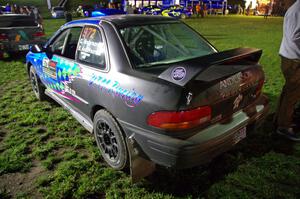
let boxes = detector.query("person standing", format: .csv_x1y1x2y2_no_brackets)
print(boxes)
246,4,250,15
196,3,200,18
127,4,134,14
275,0,300,141
237,4,242,14
33,7,43,30
203,3,207,16
264,3,269,18
27,7,35,18
200,2,204,18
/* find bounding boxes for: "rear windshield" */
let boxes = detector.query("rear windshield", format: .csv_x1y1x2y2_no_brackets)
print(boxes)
119,22,216,68
0,15,37,27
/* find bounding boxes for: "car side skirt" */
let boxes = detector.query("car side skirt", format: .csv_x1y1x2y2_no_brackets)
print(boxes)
45,88,93,133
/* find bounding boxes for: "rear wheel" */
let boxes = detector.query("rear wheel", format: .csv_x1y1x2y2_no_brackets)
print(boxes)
29,66,46,101
93,110,128,170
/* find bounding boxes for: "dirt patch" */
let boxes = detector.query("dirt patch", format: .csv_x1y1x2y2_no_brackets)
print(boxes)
0,161,47,198
0,127,7,144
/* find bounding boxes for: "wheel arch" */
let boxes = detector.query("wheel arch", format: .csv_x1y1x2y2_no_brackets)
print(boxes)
90,104,105,121
90,105,126,137
26,62,32,77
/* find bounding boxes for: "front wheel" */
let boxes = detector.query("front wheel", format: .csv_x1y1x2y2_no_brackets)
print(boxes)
180,13,187,19
93,110,129,170
29,66,46,101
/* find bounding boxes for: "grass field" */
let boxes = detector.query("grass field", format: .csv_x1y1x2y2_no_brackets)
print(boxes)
1,15,300,199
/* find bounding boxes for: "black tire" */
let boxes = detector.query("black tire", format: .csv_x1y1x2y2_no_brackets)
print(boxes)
93,109,128,170
180,13,187,19
29,66,46,101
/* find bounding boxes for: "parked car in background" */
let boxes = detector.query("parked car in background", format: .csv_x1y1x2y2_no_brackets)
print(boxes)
140,5,162,15
26,15,269,181
0,6,6,14
91,8,126,17
82,5,94,17
51,6,65,18
0,14,45,58
162,5,192,19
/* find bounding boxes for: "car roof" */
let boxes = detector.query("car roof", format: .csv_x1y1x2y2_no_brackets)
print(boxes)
65,14,178,28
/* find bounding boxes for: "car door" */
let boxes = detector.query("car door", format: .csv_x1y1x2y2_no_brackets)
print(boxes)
41,26,83,105
71,25,109,117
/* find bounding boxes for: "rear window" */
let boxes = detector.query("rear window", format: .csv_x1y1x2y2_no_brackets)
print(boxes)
0,15,37,27
119,22,216,68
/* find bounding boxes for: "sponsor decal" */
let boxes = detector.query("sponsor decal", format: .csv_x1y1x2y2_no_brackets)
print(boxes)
81,27,97,40
211,114,222,123
172,67,186,81
186,92,193,106
219,72,242,99
219,70,257,99
233,94,243,110
170,11,181,17
77,26,105,60
77,39,104,56
41,56,83,103
220,72,242,90
64,84,76,95
42,58,57,79
88,73,144,107
18,30,29,41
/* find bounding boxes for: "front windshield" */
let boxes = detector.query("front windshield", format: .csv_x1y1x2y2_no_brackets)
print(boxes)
120,22,216,68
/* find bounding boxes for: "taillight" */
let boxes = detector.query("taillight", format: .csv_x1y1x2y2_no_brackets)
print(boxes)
0,33,8,41
147,106,211,131
255,79,264,96
32,31,45,37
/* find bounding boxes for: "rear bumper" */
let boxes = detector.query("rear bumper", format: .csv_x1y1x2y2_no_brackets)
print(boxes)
0,40,45,53
119,94,269,169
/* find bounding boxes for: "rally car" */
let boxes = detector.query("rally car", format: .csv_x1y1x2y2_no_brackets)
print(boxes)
0,14,46,58
91,8,126,17
140,5,162,15
161,5,193,19
26,15,269,181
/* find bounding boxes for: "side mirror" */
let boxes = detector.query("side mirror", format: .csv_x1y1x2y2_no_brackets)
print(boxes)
31,44,53,59
30,44,45,53
45,45,53,59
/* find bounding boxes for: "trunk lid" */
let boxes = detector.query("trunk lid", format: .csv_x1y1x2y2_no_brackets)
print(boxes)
176,48,264,124
0,15,43,42
141,48,264,127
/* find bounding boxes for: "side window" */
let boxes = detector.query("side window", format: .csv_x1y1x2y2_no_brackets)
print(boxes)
50,27,82,59
51,30,69,56
63,27,82,59
76,26,106,69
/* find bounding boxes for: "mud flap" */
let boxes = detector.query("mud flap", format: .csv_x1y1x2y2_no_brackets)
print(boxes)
126,134,156,182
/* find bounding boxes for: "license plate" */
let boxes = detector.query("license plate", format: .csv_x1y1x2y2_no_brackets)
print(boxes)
233,126,247,144
18,44,29,50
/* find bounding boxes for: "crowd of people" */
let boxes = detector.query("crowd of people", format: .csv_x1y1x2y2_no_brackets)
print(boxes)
195,3,208,18
0,3,43,27
125,4,140,14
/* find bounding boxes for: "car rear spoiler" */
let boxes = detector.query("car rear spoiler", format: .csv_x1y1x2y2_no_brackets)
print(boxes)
158,48,262,87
